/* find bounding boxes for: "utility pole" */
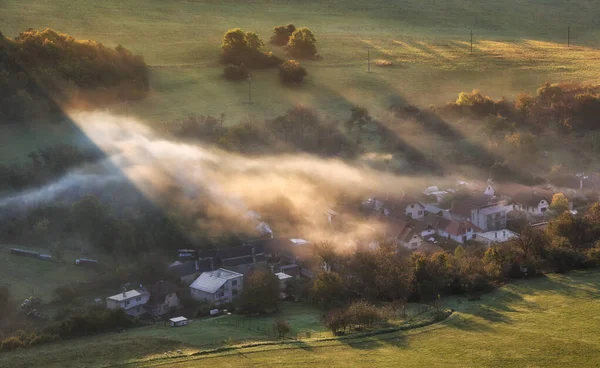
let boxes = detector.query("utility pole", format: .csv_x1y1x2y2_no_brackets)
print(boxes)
247,75,252,103
367,46,371,72
567,23,571,47
125,99,129,117
470,29,473,54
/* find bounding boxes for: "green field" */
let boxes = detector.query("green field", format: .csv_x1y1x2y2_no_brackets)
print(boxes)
2,269,600,367
2,0,600,127
0,244,107,302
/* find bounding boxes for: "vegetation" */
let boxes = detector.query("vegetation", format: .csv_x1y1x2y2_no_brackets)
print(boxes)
223,63,249,81
287,27,318,59
2,270,600,367
0,28,148,122
279,60,307,84
239,270,280,315
220,28,282,69
271,24,296,46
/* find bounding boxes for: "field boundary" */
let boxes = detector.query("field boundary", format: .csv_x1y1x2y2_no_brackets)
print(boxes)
107,309,454,367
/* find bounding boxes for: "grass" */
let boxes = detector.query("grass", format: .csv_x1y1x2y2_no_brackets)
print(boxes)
2,0,600,128
3,269,600,367
0,244,106,302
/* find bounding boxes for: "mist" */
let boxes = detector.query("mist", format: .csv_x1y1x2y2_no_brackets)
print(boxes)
0,111,454,246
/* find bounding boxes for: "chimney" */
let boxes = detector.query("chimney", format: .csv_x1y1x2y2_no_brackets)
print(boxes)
580,178,584,190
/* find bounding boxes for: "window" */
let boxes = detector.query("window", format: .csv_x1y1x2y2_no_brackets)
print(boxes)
418,211,423,215
232,280,237,286
125,300,130,306
136,296,141,302
411,204,414,208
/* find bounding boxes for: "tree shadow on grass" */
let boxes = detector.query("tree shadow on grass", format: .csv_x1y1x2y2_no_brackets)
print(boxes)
338,331,409,351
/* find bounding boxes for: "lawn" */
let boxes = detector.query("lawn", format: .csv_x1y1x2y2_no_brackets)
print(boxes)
3,269,600,367
0,244,107,302
2,0,600,128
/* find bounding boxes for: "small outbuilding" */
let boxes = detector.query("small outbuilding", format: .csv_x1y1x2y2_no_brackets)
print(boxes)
169,316,189,327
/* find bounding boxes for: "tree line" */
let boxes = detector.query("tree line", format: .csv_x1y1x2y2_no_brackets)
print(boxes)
306,203,600,308
0,28,149,122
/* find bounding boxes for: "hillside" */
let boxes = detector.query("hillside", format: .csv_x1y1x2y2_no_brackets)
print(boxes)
2,269,600,367
2,0,600,126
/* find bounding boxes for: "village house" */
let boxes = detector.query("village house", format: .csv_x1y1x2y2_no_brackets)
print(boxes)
105,287,150,317
474,229,519,246
450,194,513,231
168,258,213,285
423,213,480,244
144,280,180,317
189,268,243,305
511,191,551,216
198,244,266,268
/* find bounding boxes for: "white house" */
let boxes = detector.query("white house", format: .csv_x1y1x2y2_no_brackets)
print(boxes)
423,214,480,244
475,229,519,246
512,191,551,216
106,288,150,317
190,268,243,305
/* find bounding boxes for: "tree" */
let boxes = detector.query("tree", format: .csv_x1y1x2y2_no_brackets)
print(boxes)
50,242,65,263
244,31,264,50
287,27,317,58
550,193,569,213
223,63,248,80
274,319,291,339
279,60,307,84
311,271,345,307
271,26,290,46
221,28,247,54
239,270,279,314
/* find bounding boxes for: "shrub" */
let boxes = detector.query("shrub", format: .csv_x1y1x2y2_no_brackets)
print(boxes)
0,336,26,351
375,59,393,67
274,319,291,339
537,82,564,103
287,27,317,59
279,60,307,84
454,90,497,116
223,63,249,80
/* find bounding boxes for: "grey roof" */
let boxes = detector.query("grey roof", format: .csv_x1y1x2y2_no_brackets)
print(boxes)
190,268,243,294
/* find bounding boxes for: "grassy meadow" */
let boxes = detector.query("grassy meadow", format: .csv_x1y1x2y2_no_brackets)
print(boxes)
2,269,600,367
2,0,600,127
0,244,108,302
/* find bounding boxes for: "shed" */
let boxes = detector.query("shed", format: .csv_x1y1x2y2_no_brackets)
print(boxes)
169,316,189,327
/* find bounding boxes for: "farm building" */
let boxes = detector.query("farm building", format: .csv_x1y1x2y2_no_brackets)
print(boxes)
169,316,188,327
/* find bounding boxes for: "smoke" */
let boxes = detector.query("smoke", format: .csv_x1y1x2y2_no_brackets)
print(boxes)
1,111,448,246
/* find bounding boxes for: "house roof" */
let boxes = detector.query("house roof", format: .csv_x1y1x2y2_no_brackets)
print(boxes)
275,272,292,280
512,191,552,207
444,220,480,236
190,268,243,294
168,259,212,278
169,316,187,323
384,195,423,213
107,290,142,302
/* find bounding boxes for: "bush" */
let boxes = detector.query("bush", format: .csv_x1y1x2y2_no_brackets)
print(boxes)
454,90,497,116
287,27,318,59
375,59,393,67
279,60,307,84
223,63,249,80
0,336,26,351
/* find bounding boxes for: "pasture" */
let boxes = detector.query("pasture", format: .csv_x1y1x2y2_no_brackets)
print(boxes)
2,269,600,367
0,244,105,302
2,0,600,127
